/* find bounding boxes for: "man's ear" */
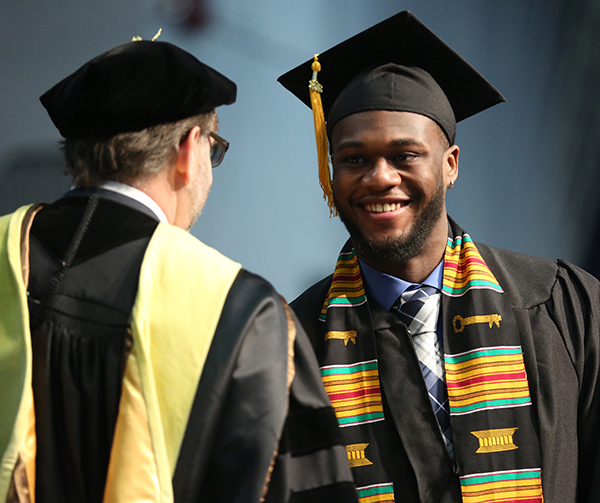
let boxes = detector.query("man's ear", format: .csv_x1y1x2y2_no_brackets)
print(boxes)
175,126,201,186
444,144,460,187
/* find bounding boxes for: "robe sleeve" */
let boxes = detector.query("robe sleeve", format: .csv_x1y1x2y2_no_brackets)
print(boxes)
550,261,600,502
173,270,356,503
263,311,358,503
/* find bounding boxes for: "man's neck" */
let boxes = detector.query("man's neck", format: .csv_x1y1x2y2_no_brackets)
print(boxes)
129,171,186,228
360,256,443,284
99,181,168,222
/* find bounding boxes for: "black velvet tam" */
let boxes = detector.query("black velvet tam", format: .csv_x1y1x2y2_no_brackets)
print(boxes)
40,40,237,139
277,11,505,143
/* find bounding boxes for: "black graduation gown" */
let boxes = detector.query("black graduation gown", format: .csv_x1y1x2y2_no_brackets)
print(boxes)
291,225,600,503
23,190,356,503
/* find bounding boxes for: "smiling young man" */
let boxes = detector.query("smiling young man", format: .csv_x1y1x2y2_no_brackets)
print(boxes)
278,11,600,503
332,109,457,283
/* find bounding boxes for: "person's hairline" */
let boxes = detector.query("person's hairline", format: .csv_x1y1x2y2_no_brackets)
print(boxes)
329,110,452,154
62,110,218,188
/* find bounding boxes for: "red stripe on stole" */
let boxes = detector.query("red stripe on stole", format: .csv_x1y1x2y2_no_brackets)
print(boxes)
444,256,488,273
331,272,362,282
328,386,380,402
446,370,527,389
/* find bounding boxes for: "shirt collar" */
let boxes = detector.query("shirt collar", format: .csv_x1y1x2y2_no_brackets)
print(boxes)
359,258,444,311
99,181,168,223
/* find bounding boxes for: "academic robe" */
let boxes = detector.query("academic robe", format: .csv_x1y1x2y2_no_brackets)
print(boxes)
0,191,357,503
291,217,600,503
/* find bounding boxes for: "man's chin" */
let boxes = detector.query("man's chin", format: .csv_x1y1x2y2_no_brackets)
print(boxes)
352,234,423,266
336,177,446,268
358,230,408,248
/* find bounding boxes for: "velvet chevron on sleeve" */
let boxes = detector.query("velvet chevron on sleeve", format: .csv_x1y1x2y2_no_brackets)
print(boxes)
173,270,357,503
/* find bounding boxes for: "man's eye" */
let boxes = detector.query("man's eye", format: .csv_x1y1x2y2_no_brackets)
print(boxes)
343,155,364,164
392,153,417,163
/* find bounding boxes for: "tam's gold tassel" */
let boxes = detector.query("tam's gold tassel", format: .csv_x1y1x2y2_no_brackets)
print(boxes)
309,54,336,216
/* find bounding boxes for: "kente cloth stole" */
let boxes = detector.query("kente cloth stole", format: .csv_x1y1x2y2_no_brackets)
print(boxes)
318,222,543,503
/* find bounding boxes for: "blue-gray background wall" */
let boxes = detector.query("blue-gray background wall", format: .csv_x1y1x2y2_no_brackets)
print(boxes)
2,0,599,300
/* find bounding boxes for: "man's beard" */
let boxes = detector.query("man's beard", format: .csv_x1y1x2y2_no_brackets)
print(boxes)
335,180,446,267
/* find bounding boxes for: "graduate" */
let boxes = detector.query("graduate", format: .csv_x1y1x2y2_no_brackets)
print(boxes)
279,11,600,503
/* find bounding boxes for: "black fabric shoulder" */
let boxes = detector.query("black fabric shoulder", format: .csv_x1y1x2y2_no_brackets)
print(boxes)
31,196,158,265
172,268,285,502
476,242,559,309
551,260,600,502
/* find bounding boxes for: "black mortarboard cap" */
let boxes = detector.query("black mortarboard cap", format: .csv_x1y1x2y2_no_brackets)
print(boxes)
277,11,505,144
40,40,237,138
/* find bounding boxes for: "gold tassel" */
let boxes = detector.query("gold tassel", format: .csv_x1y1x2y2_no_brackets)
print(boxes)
309,54,336,216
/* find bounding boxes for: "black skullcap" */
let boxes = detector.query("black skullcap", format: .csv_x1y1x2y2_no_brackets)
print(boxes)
277,11,505,144
40,40,237,139
327,64,456,142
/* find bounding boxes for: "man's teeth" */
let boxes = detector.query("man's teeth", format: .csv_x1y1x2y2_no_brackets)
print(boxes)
364,202,403,213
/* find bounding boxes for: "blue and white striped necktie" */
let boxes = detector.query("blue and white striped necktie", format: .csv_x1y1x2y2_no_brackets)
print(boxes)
392,285,454,460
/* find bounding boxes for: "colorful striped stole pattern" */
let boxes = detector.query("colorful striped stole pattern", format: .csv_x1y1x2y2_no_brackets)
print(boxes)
356,482,395,503
460,469,543,503
320,360,385,427
445,346,532,415
443,234,503,297
320,249,367,321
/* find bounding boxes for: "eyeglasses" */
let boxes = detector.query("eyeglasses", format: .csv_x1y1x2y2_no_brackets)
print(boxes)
208,131,229,168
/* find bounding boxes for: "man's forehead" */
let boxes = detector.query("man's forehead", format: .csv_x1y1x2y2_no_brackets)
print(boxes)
331,110,442,145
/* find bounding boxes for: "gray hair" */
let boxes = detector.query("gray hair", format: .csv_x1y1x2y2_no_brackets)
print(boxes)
62,111,216,187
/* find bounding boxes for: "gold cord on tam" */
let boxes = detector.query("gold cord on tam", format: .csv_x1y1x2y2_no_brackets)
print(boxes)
308,54,336,216
132,29,162,42
151,28,162,41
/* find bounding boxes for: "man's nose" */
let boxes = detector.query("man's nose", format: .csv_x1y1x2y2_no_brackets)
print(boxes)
363,158,401,189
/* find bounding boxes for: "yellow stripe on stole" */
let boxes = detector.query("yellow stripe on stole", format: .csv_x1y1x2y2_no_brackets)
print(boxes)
447,380,530,394
327,284,365,296
446,368,529,383
335,257,359,267
450,393,531,408
462,485,542,502
443,259,493,272
446,366,527,380
444,242,500,285
462,480,542,492
448,388,531,404
321,369,380,385
443,271,498,287
446,355,526,372
359,494,395,503
326,382,379,394
335,406,385,419
332,267,360,278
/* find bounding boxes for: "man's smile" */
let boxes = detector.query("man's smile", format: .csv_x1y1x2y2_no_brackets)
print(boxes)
363,201,408,213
